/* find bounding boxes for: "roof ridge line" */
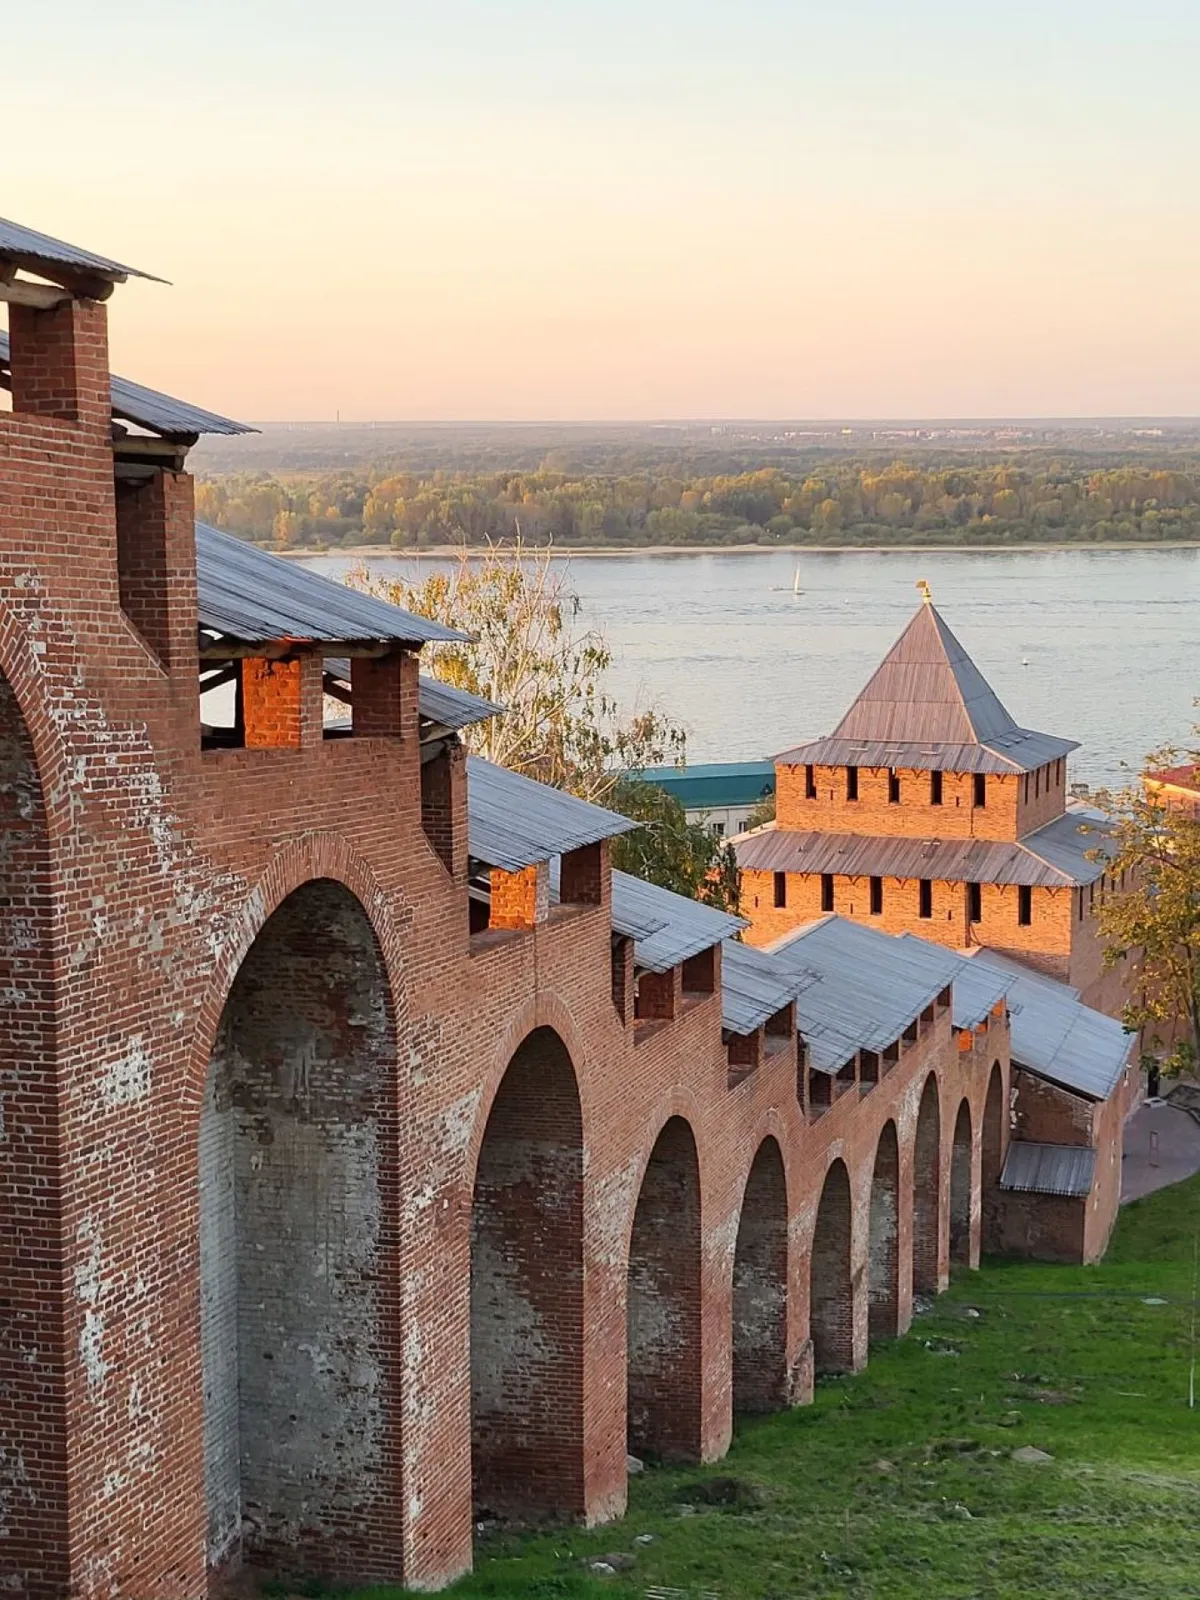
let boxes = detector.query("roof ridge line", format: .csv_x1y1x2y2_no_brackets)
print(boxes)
928,604,979,739
976,740,1024,772
1011,835,1074,884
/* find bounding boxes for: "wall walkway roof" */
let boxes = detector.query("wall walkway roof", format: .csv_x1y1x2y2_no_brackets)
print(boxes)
196,522,462,651
324,657,500,734
767,915,957,1073
720,937,818,1036
0,217,162,285
736,808,1112,889
610,872,746,973
467,759,636,874
898,937,1013,1030
0,331,252,439
967,948,1131,1102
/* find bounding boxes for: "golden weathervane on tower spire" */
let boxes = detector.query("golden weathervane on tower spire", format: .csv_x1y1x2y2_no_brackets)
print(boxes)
916,578,932,604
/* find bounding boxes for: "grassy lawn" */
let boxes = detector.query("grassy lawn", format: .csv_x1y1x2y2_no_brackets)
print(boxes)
355,1176,1200,1600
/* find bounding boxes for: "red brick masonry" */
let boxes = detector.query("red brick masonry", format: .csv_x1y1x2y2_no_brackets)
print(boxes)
0,287,1029,1597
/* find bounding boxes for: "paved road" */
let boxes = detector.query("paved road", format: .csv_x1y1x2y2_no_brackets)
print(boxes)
1121,1097,1200,1203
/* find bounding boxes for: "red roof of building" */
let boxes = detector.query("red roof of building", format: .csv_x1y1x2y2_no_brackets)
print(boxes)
1146,763,1200,793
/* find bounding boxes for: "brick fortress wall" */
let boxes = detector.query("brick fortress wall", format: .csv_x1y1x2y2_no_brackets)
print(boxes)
0,292,1015,1597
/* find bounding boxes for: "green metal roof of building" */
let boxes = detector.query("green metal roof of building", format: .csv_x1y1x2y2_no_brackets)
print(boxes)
637,760,776,811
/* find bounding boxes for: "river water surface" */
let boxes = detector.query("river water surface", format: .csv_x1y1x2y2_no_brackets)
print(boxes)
304,547,1200,789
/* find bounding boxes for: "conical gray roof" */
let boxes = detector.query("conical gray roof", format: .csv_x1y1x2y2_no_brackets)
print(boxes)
776,600,1078,774
832,601,1018,745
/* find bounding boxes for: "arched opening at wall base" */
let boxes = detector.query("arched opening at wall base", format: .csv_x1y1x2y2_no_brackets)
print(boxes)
198,877,398,1587
627,1117,702,1462
868,1122,900,1344
950,1099,973,1268
810,1159,854,1374
471,1027,585,1526
0,671,67,1597
732,1137,789,1416
981,1062,1006,1254
913,1076,942,1296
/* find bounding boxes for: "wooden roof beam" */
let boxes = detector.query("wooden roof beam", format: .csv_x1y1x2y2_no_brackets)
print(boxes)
0,252,119,300
0,277,73,311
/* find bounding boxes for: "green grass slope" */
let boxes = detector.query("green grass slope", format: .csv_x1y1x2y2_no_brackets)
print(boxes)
351,1175,1200,1600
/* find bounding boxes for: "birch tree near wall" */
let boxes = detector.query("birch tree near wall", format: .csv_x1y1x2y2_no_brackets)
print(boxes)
1095,733,1200,1076
352,541,739,909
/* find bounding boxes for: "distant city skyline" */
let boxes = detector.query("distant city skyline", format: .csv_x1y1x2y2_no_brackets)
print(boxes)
9,1,1200,422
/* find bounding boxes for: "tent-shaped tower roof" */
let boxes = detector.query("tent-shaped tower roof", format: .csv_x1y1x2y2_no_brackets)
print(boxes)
777,596,1078,775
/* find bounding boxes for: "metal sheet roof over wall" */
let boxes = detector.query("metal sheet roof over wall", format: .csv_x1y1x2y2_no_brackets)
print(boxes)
768,915,956,1072
325,658,501,732
110,370,253,437
611,872,746,973
196,522,462,648
545,859,667,939
899,941,1013,1030
467,758,636,873
720,938,818,1035
0,217,160,282
966,946,1080,1001
0,331,252,437
1000,1141,1096,1197
414,676,501,731
736,811,1111,889
968,948,1131,1101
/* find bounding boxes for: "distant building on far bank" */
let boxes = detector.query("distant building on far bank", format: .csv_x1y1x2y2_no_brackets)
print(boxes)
638,759,775,836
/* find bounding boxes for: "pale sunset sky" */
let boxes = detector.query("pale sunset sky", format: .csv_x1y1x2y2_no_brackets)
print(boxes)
9,1,1199,421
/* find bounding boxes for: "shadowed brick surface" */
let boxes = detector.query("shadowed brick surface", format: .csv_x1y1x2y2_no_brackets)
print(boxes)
811,1160,854,1373
913,1077,942,1294
200,880,392,1582
732,1138,789,1414
981,1063,1006,1253
949,1099,974,1266
627,1119,702,1460
868,1122,900,1343
470,1028,584,1521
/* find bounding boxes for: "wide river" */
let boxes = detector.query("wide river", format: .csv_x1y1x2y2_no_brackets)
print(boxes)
303,547,1200,789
